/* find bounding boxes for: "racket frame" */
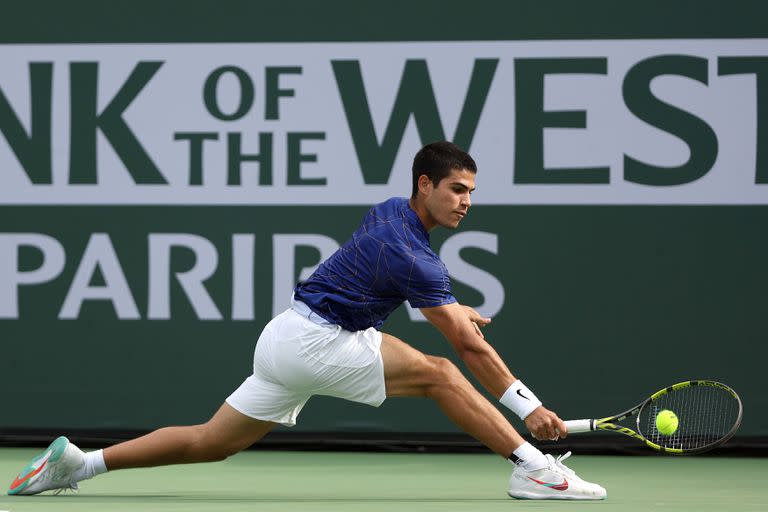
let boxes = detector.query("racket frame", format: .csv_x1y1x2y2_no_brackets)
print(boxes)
565,380,743,454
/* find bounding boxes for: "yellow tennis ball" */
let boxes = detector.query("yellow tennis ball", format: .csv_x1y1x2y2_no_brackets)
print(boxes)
656,410,679,435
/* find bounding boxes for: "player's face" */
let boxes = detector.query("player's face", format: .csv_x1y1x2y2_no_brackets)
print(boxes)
424,168,475,229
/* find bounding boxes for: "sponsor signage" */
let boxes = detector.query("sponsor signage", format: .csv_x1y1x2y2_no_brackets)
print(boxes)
0,40,766,205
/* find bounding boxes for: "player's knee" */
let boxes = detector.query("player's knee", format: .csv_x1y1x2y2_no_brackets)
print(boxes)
425,357,462,395
437,356,462,379
193,425,241,462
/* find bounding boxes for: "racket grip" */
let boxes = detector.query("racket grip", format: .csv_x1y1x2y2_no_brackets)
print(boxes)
564,419,594,433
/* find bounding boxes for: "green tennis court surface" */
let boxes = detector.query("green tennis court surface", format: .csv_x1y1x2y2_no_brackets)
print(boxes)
0,450,765,512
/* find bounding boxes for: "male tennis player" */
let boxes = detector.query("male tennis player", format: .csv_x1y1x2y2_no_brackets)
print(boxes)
8,141,606,500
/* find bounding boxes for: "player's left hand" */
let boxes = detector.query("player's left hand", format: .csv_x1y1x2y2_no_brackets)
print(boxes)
525,406,568,441
461,305,491,337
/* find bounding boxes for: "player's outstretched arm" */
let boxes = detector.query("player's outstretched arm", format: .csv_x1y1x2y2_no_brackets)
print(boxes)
420,302,512,396
420,302,566,440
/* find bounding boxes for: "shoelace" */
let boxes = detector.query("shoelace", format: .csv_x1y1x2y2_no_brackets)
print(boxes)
52,482,79,495
36,453,82,495
553,451,599,488
548,451,579,479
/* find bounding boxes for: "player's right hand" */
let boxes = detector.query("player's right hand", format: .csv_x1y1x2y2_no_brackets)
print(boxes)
525,406,568,441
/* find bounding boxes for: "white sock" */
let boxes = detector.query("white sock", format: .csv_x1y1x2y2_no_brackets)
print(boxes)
72,449,108,482
511,442,548,471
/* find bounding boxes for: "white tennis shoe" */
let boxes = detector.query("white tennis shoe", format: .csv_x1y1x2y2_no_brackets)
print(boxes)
7,436,85,495
507,451,607,500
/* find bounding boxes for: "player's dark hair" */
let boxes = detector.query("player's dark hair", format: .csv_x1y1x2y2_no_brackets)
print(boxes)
411,141,477,198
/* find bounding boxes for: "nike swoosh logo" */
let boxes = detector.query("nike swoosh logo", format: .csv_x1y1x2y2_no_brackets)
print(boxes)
528,476,569,491
516,389,530,400
9,460,48,491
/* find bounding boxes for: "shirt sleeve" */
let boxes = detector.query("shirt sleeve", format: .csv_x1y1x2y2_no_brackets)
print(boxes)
386,247,457,309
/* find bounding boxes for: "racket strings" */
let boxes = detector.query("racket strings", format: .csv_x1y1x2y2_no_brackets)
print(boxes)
639,384,740,451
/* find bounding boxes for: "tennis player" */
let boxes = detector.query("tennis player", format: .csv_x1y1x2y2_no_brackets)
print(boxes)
8,141,606,500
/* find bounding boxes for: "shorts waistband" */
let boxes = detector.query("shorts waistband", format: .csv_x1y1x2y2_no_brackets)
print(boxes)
290,298,335,327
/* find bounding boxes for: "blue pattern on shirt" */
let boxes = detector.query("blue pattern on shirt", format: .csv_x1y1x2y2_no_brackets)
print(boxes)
294,197,456,331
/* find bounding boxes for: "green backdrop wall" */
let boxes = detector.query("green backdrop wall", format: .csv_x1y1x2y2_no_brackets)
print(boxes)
0,1,766,441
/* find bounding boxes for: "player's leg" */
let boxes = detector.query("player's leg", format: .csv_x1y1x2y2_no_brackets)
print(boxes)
380,332,524,457
8,310,306,496
380,332,606,500
105,309,317,470
7,404,275,496
104,403,276,470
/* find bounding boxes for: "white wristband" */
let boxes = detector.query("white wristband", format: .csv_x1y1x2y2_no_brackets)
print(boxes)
500,380,542,420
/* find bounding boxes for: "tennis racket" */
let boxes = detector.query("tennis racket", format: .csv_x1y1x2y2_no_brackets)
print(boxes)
563,380,742,454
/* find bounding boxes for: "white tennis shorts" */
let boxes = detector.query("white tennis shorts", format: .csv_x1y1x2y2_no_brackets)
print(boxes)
226,307,386,426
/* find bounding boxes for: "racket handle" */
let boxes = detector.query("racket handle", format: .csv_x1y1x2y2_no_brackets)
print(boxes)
564,419,594,433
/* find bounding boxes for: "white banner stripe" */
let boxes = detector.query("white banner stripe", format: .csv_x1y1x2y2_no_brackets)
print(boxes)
0,40,767,205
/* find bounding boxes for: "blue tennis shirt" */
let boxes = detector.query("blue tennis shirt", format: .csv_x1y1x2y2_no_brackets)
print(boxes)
293,197,457,331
